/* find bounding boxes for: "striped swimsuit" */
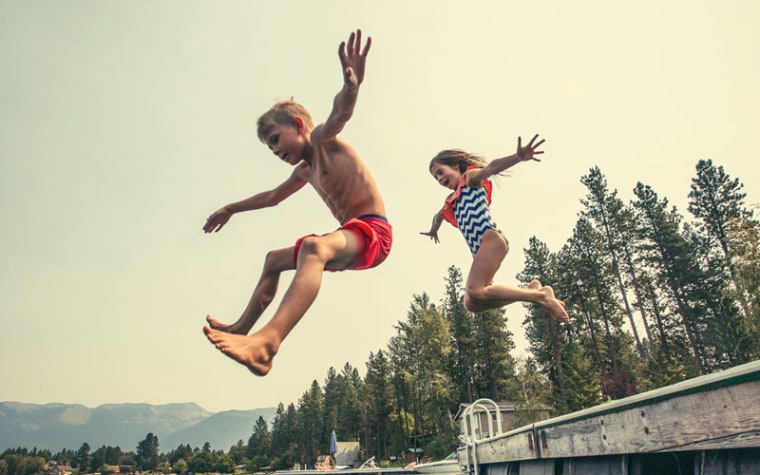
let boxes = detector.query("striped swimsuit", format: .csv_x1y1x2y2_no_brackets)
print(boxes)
441,168,505,256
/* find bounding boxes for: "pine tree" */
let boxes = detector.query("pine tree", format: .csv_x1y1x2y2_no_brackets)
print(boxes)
364,350,394,459
247,416,272,469
632,183,708,373
519,237,572,409
135,433,159,472
441,266,477,403
688,159,753,319
297,381,325,467
580,167,646,356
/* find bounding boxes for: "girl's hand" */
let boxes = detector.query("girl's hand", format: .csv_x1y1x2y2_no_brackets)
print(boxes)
420,231,440,243
517,134,545,162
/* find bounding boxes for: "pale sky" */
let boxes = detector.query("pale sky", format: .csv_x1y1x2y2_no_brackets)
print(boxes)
1,0,758,413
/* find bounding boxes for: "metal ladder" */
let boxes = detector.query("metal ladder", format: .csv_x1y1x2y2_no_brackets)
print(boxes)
459,399,504,475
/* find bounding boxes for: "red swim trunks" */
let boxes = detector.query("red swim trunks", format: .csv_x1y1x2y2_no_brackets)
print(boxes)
294,214,393,272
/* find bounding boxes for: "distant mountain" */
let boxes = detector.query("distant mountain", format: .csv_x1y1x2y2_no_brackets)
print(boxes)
0,402,277,453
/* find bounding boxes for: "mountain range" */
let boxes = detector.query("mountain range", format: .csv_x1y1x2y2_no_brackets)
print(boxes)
0,401,278,453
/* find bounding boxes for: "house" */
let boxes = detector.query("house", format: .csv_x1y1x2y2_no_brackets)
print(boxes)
44,463,72,475
405,447,424,463
453,400,517,439
334,441,360,467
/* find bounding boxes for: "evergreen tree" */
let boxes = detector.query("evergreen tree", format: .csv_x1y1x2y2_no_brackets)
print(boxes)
391,293,456,459
441,266,477,404
727,205,760,354
471,306,516,402
688,159,753,319
74,443,91,472
509,358,553,426
632,183,708,374
580,167,646,356
688,159,757,364
297,381,325,467
364,350,394,459
322,367,341,442
247,416,272,469
135,433,159,471
564,218,636,399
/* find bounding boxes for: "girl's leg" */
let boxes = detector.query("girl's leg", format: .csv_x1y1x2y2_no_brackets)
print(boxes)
465,231,569,322
206,246,296,335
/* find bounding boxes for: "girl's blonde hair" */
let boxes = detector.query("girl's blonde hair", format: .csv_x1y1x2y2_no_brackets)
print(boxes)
429,149,487,173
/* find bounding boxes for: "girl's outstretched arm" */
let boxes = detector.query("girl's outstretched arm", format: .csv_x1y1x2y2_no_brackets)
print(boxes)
420,206,445,243
466,134,545,186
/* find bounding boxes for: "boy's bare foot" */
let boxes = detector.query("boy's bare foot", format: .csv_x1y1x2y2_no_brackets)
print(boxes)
206,315,251,335
538,286,569,323
203,326,279,376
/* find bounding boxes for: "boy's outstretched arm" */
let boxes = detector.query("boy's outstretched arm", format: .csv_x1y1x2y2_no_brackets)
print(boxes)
321,29,371,140
203,171,307,233
467,134,545,187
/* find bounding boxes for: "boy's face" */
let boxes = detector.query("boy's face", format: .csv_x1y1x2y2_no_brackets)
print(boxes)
430,163,461,190
262,120,306,165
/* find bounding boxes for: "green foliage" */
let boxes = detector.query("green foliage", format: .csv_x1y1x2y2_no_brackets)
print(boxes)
6,159,757,475
135,433,159,471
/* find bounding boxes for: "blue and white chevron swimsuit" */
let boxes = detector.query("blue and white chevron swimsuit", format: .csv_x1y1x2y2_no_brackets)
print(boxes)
442,168,506,256
454,185,501,256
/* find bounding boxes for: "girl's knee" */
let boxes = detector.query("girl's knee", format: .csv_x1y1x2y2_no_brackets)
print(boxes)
464,297,485,313
464,289,487,312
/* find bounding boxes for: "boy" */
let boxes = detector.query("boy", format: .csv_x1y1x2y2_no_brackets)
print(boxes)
202,30,391,376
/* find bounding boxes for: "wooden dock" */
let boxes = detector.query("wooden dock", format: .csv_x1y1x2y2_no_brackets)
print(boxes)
272,468,418,475
458,359,760,474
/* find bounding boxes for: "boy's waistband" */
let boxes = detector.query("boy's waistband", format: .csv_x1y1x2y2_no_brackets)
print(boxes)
357,214,388,222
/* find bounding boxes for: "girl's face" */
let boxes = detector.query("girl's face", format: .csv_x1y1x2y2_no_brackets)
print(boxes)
430,162,462,190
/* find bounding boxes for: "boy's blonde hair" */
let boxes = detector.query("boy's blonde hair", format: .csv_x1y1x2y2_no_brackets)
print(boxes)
429,149,488,173
257,100,314,140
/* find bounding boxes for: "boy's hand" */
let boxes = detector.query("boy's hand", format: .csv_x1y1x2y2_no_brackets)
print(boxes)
338,29,371,89
203,207,232,233
516,134,545,162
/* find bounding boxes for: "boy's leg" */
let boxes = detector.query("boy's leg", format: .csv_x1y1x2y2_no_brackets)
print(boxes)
204,228,364,375
206,246,296,335
465,232,568,322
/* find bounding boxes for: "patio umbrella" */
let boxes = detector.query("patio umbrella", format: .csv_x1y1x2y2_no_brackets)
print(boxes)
329,430,338,459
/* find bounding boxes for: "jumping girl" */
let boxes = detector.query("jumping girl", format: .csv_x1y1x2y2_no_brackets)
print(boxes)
420,134,569,323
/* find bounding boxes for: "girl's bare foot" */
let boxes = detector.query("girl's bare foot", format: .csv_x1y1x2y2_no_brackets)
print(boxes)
203,326,279,376
526,279,542,289
206,315,252,335
538,286,569,323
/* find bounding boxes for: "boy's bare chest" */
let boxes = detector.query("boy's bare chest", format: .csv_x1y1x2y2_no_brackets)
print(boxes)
303,150,354,190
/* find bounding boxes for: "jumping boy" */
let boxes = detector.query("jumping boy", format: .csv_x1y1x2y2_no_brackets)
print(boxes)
202,30,391,376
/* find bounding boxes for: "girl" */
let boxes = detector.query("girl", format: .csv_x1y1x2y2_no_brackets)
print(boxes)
420,134,569,323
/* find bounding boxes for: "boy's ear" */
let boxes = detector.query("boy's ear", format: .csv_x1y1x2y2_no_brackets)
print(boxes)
293,116,304,133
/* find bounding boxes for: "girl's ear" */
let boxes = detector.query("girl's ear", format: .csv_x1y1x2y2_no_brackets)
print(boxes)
293,116,305,133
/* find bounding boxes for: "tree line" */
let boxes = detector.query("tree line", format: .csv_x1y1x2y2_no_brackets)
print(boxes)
3,159,757,475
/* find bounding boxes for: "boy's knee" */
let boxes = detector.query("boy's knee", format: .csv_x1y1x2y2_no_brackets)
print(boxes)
298,236,330,261
263,248,294,272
